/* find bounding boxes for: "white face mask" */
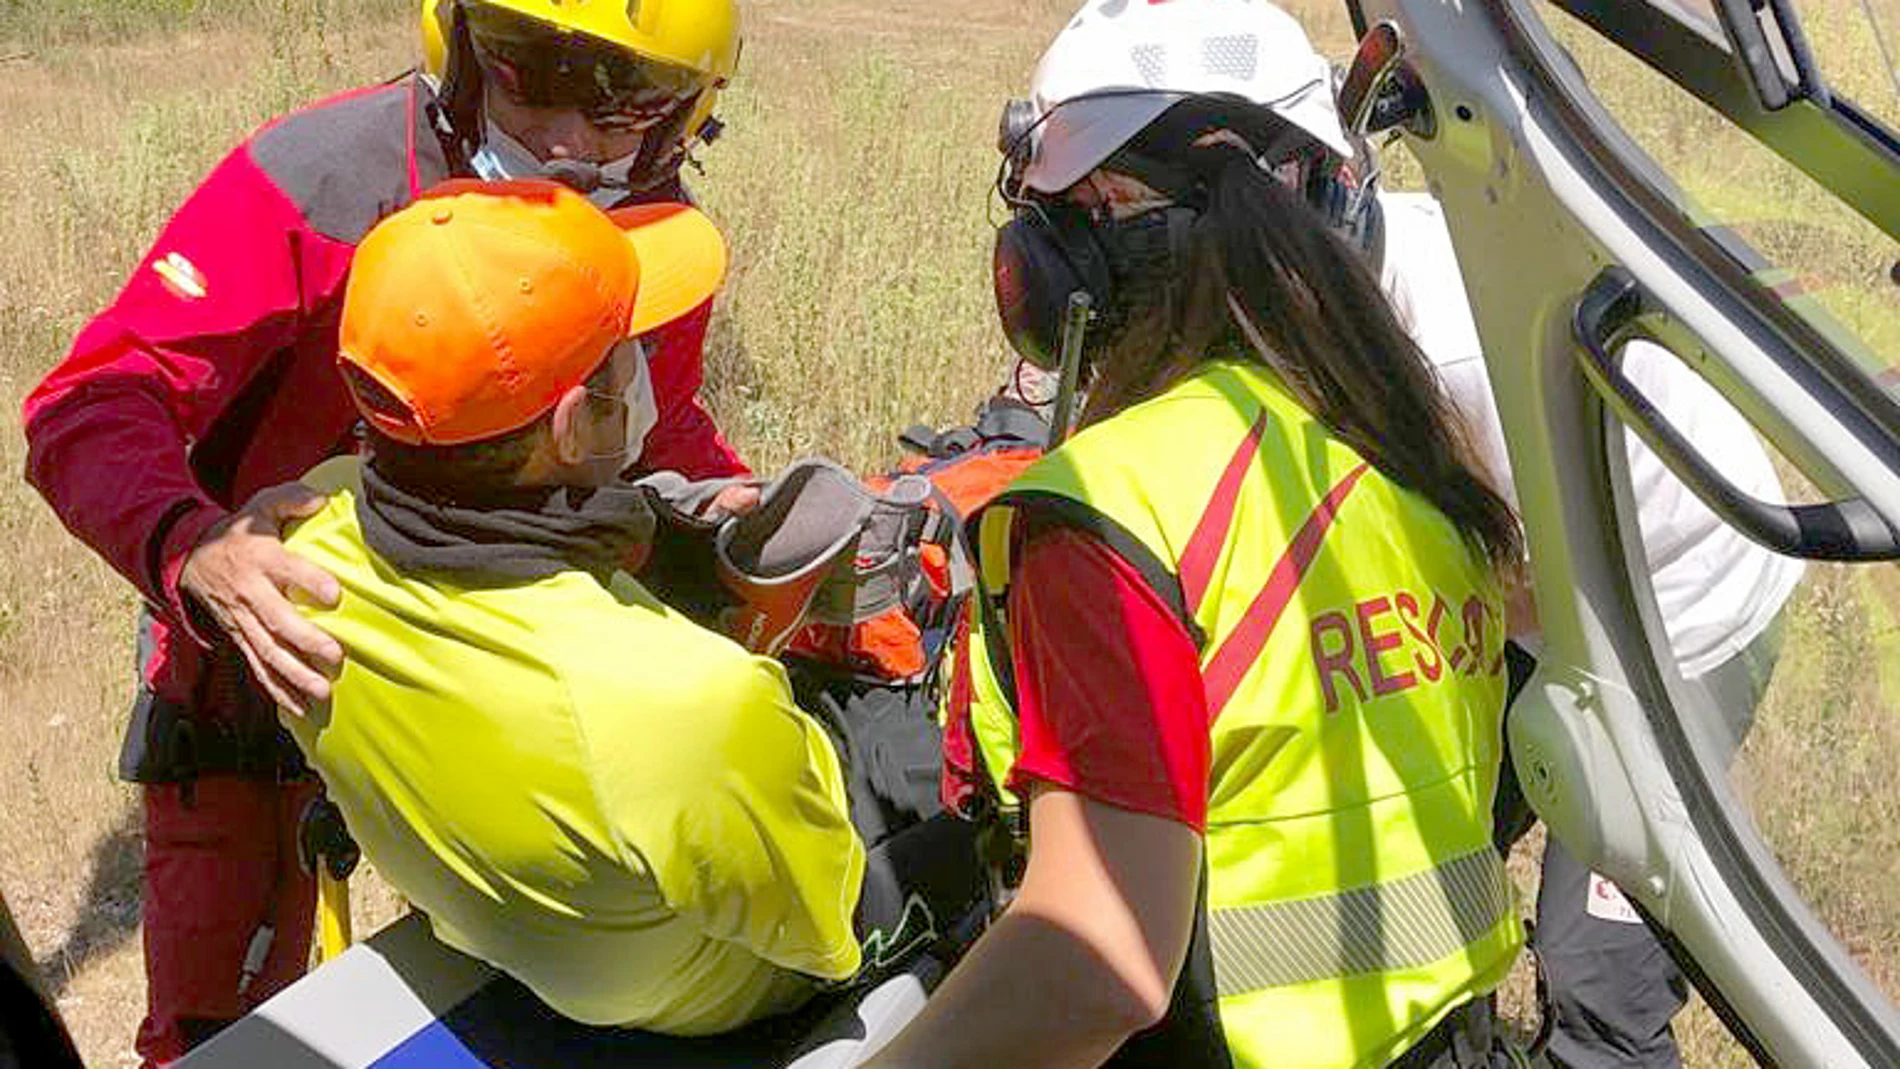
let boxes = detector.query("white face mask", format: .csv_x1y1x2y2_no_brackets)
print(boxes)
621,344,659,462
586,341,659,467
470,118,641,210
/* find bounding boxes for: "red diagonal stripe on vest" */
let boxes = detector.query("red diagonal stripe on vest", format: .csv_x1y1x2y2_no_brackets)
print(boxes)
1179,411,1272,615
1202,462,1371,718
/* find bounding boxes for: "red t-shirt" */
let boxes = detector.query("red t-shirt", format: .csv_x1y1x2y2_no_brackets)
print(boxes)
1006,527,1211,831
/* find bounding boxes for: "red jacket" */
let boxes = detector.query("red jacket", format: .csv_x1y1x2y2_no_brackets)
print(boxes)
23,74,746,704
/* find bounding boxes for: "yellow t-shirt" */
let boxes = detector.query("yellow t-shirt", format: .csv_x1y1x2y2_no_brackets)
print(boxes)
284,457,864,1034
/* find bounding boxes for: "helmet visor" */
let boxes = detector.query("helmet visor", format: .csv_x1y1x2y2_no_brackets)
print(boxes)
465,4,709,131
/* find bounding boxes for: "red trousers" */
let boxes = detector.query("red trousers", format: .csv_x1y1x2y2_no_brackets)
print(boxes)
136,775,319,1068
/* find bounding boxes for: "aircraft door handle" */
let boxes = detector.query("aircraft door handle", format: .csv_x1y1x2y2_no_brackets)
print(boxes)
1572,266,1900,561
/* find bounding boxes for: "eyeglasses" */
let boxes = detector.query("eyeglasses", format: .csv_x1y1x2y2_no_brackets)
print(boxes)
582,340,657,463
465,6,708,132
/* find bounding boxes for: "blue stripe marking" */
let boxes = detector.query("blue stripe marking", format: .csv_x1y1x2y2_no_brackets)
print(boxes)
358,977,822,1068
367,1020,489,1069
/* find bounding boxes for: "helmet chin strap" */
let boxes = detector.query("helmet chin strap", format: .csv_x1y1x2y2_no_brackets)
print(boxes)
531,142,694,202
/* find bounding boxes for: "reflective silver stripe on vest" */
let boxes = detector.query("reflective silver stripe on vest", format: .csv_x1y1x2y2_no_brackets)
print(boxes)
1207,848,1513,996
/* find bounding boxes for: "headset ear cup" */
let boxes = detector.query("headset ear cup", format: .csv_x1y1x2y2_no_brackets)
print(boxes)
994,215,1080,370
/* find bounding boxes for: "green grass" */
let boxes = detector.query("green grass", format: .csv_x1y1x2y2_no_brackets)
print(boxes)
695,50,1029,471
1745,567,1900,987
0,0,400,52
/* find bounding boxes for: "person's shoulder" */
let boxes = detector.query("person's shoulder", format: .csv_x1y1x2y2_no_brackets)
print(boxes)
1374,193,1485,372
244,73,439,243
298,455,364,499
1096,361,1301,438
282,457,368,566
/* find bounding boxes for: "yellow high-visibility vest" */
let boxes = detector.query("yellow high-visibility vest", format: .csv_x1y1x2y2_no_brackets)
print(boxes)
964,361,1521,1069
284,457,864,1035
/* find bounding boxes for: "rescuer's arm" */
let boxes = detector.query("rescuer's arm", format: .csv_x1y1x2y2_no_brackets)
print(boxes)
863,526,1209,1069
860,791,1202,1069
21,141,342,709
615,654,864,979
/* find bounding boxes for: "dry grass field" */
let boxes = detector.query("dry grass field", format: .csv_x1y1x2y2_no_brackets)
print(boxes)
0,5,419,1063
0,0,1895,1066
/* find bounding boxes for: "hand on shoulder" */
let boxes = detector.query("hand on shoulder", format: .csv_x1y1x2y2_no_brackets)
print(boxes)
180,480,343,715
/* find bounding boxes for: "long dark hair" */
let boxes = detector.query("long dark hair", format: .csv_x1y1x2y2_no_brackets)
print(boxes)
1081,141,1523,572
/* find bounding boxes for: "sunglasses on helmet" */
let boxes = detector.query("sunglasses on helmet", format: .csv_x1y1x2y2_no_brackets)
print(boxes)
464,6,709,132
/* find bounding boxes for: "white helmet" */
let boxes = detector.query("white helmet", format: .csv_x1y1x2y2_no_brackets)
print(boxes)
1018,0,1352,195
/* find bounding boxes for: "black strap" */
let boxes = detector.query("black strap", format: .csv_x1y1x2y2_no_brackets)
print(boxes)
900,397,1052,460
973,400,1053,450
1386,997,1503,1069
991,489,1207,650
117,690,308,785
898,424,940,455
928,427,983,457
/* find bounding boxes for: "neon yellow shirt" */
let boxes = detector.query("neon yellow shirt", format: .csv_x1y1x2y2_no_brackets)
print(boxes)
284,457,864,1034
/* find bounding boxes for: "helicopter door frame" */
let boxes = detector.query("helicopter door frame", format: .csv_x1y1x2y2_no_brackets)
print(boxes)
1340,0,1900,1062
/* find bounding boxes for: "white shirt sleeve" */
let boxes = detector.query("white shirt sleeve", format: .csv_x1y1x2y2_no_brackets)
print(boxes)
1374,190,1803,676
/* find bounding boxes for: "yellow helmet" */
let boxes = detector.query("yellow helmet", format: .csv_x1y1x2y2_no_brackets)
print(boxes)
421,0,740,144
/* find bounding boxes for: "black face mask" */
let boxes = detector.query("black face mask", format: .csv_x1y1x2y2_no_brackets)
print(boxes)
992,200,1198,373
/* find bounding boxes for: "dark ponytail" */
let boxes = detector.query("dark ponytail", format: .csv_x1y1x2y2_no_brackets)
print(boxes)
1085,145,1523,572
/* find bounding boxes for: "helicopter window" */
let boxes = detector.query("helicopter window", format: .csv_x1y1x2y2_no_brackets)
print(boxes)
1532,0,1900,429
1532,4,1900,1055
1797,0,1900,137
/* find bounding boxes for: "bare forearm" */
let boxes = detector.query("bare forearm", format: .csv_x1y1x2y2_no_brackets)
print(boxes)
860,793,1201,1069
858,910,1154,1069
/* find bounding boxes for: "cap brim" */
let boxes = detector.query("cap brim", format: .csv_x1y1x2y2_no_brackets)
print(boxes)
1023,91,1183,194
610,202,728,336
1022,80,1355,195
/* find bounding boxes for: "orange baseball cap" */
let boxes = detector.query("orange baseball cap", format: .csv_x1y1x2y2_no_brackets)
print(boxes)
338,178,726,446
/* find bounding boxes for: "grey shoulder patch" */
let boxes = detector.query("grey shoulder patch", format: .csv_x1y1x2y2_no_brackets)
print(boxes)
249,75,455,244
